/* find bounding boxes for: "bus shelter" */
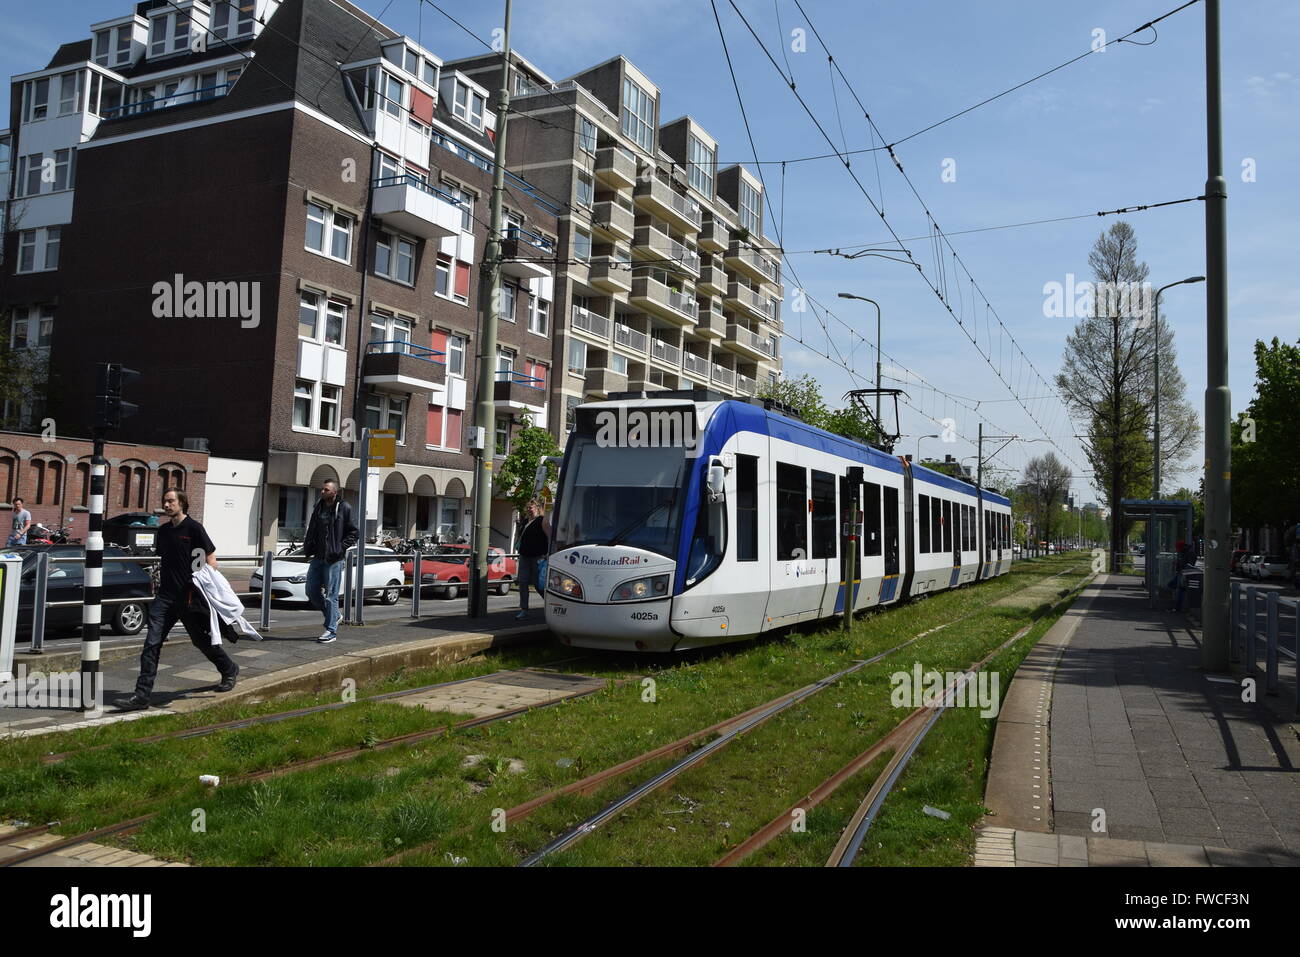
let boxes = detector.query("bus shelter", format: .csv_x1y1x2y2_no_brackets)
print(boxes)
1120,499,1195,603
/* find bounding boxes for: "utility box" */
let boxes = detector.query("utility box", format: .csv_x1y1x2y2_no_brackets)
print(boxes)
0,552,21,683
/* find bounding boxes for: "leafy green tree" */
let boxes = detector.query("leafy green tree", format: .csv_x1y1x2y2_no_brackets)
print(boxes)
1232,337,1300,532
757,373,879,445
495,414,561,521
1021,452,1073,546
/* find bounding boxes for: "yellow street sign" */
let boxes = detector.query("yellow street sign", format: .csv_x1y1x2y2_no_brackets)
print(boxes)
369,430,396,467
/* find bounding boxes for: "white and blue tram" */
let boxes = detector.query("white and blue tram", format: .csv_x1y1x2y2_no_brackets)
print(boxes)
545,393,1014,652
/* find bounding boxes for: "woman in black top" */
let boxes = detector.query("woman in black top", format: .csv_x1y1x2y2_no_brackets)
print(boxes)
515,500,550,620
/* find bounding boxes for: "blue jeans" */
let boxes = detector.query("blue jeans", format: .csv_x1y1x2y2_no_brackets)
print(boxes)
518,556,539,611
6,533,26,545
306,557,343,635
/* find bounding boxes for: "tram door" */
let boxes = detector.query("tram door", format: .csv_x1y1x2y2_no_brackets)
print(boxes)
884,484,900,577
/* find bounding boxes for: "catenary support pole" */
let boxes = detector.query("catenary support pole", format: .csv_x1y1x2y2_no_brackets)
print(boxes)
1202,0,1231,672
469,0,513,618
80,428,106,712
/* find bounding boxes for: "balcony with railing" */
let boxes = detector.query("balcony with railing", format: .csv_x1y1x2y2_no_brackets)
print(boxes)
589,248,632,295
630,274,698,326
371,174,465,240
681,351,711,381
571,304,611,340
696,306,726,338
697,259,726,295
633,176,702,232
632,225,700,277
493,370,548,410
500,225,555,281
698,214,731,253
613,322,649,355
362,340,446,393
101,81,235,121
593,198,635,242
724,239,777,285
595,145,637,189
649,336,681,368
711,363,735,389
724,323,778,361
724,281,768,322
585,360,629,398
735,371,757,396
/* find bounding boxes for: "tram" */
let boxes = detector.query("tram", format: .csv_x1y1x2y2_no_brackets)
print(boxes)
545,392,1013,651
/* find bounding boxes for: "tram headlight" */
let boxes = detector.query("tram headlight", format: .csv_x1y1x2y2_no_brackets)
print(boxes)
548,568,583,599
609,574,670,603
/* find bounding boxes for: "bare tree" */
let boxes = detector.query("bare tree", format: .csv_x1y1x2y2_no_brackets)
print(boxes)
1022,452,1072,547
1055,221,1198,568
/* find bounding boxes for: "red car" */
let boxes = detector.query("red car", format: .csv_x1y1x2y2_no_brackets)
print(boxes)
402,545,517,599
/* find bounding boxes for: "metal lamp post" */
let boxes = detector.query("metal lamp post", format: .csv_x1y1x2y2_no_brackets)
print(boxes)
837,293,882,425
1151,276,1205,500
915,433,939,464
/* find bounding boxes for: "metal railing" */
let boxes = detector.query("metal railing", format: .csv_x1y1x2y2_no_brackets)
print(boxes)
572,304,610,338
372,173,468,213
100,82,234,119
650,337,681,365
1230,581,1298,711
21,547,539,652
365,340,446,364
614,323,648,353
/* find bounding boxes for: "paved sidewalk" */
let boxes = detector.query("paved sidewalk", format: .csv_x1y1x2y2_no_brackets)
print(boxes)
981,573,1299,866
1,601,551,737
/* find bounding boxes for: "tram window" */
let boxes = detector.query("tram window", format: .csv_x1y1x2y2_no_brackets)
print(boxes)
736,454,758,562
864,482,882,557
810,470,837,560
883,485,899,575
776,462,807,560
931,497,942,556
960,504,969,552
918,494,931,553
966,505,974,552
942,499,952,553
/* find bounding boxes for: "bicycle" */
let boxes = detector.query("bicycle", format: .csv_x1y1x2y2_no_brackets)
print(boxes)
277,533,303,556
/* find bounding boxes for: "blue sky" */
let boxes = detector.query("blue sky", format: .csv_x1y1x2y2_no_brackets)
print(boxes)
7,0,1296,504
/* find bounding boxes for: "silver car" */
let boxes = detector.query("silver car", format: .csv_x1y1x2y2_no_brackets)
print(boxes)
249,545,406,604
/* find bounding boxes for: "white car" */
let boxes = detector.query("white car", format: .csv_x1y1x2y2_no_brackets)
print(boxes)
249,545,406,604
1255,555,1289,582
1238,554,1263,579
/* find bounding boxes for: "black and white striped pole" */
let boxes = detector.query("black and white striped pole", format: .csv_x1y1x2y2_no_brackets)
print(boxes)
80,427,107,712
84,363,139,712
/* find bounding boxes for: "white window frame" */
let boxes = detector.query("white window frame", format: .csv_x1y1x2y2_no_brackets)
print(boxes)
528,294,550,337
305,201,353,263
496,346,516,381
500,281,517,323
292,378,343,436
57,72,82,117
23,77,50,123
739,179,761,235
576,171,594,209
447,333,467,377
494,415,511,457
578,116,597,156
441,180,474,232
16,231,37,274
574,227,592,263
375,229,416,286
568,338,587,375
688,134,714,198
298,290,347,346
364,391,408,444
452,81,485,128
621,77,655,153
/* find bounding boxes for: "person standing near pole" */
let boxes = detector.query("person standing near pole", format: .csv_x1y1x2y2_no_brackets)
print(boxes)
303,478,358,643
121,488,237,710
515,499,549,621
7,497,31,545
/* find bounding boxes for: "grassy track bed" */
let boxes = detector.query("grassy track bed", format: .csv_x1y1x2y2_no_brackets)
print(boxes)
2,556,1086,866
522,566,1090,866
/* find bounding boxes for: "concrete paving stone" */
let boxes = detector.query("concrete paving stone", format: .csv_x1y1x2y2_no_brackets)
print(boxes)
1015,830,1058,847
1087,837,1148,857
974,859,1015,867
1206,846,1274,867
1209,806,1275,829
1106,824,1168,842
1053,812,1095,832
95,849,137,865
1268,854,1300,867
1089,853,1149,868
981,826,1016,836
1216,829,1287,852
1144,842,1211,866
1060,858,1089,866
1058,835,1089,859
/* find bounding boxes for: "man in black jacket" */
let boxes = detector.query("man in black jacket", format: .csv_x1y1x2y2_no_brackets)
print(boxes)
303,479,359,643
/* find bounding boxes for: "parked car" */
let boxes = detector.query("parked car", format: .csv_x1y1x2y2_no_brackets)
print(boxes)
1253,555,1290,582
1229,549,1249,574
1238,554,1263,579
15,545,151,639
402,545,517,599
248,545,405,604
101,512,163,552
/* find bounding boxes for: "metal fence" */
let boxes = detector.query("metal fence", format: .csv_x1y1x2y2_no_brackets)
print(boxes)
23,549,527,654
1230,581,1298,712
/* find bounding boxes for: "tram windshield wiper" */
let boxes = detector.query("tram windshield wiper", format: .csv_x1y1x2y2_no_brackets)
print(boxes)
605,495,674,548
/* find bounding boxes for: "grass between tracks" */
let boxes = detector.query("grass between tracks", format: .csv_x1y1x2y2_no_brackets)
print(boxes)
0,554,1087,866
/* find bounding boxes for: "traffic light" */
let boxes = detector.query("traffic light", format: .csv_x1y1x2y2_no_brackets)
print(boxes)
94,363,140,430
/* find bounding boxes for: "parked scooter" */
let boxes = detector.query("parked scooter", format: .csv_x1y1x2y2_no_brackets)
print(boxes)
26,517,76,545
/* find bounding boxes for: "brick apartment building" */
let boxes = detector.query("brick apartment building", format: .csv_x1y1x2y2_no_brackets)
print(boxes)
1,0,783,552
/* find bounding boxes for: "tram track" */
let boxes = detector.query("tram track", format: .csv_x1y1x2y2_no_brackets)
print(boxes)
516,566,1088,867
1,666,629,868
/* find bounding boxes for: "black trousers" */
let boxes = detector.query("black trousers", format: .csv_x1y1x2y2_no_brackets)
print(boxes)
134,590,236,698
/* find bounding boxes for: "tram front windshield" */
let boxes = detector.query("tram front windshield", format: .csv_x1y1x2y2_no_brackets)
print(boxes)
552,436,688,560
